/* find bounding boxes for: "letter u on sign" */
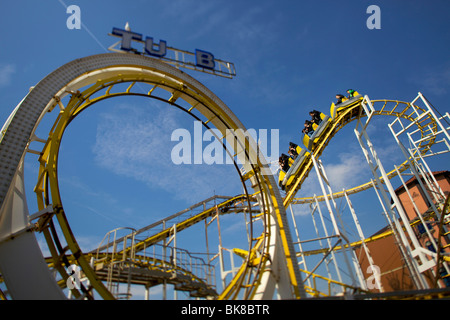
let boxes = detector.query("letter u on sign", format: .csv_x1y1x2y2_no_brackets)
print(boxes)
145,37,167,57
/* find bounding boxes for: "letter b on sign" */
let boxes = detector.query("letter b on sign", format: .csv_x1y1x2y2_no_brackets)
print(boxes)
196,49,215,70
66,5,81,30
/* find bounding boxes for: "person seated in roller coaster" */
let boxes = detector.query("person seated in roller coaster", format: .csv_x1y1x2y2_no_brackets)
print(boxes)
335,94,346,105
288,142,299,160
346,89,357,99
309,110,322,125
301,120,314,136
278,154,291,172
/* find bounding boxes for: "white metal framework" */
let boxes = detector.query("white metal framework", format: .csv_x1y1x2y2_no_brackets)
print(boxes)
283,93,449,297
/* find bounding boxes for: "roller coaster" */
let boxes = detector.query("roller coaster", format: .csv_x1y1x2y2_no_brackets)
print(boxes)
0,52,449,300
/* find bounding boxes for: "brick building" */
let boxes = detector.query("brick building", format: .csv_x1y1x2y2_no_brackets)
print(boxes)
356,171,450,292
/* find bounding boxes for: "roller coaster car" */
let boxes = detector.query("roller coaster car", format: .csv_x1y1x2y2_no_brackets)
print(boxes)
302,112,331,151
330,91,363,119
278,146,311,191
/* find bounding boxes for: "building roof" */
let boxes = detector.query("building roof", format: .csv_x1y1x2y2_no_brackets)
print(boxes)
394,170,449,194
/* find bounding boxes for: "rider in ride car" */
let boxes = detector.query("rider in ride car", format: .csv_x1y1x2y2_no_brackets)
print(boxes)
278,154,291,172
309,110,322,125
302,120,314,136
335,94,346,105
288,142,299,159
346,89,357,98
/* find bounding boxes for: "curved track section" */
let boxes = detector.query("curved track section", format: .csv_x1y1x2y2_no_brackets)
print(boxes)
283,98,440,207
276,94,449,296
0,53,303,299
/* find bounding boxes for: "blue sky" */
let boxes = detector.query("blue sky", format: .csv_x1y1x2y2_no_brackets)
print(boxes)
1,0,449,298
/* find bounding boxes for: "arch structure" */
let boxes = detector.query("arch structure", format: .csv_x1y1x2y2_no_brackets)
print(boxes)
0,53,304,300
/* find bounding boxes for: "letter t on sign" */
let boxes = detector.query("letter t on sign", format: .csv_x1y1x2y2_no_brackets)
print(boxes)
112,28,143,51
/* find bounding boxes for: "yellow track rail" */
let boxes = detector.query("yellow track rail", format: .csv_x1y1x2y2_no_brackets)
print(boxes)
118,195,250,256
4,53,441,300
284,99,438,207
30,58,290,300
105,96,443,298
46,252,216,296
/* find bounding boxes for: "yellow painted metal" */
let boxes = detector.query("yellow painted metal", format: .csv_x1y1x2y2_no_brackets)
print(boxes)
296,203,440,257
104,95,440,297
123,195,248,255
300,268,368,297
33,66,287,299
435,193,450,286
218,236,269,300
285,99,438,207
30,60,441,300
46,253,216,296
218,254,250,300
45,86,114,299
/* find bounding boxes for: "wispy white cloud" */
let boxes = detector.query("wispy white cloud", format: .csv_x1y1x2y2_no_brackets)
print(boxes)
159,1,282,46
357,117,407,167
411,62,450,95
324,152,369,191
72,234,105,252
35,224,103,255
0,64,15,87
290,202,314,217
93,103,242,204
227,6,271,41
291,150,369,203
57,173,146,230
